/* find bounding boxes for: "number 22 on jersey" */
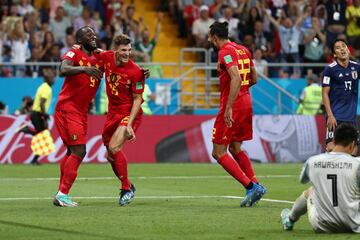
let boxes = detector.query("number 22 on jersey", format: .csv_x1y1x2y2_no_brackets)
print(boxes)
238,58,250,86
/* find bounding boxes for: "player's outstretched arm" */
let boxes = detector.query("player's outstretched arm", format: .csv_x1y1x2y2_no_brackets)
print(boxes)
60,59,103,80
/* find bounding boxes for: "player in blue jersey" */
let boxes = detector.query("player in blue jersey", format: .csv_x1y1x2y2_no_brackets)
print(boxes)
322,39,359,152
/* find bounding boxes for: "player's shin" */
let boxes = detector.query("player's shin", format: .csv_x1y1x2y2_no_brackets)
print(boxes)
234,151,258,183
59,154,83,194
112,150,131,191
217,153,251,188
289,192,308,222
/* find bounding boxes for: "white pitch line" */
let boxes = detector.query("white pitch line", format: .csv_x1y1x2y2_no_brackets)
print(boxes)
0,195,294,204
0,175,296,182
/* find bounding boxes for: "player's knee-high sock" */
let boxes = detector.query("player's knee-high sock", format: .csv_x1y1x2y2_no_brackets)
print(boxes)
111,150,131,191
218,153,251,188
59,154,69,190
59,154,82,194
289,192,307,222
234,151,258,183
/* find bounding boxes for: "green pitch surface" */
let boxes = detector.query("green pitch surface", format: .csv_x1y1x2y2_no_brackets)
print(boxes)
0,163,358,240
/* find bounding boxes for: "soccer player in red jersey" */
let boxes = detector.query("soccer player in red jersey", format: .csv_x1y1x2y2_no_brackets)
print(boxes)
97,34,145,206
53,26,103,207
208,21,266,207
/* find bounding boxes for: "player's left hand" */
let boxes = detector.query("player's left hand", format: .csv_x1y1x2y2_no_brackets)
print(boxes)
224,107,234,128
142,68,150,79
126,126,136,142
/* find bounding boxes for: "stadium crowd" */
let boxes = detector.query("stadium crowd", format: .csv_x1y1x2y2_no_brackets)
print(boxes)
0,0,359,79
0,0,162,77
164,0,360,78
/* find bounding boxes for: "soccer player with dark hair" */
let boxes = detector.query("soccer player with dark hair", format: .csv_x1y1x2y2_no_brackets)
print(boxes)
280,123,360,233
53,26,103,207
322,38,360,152
208,21,266,207
97,34,145,206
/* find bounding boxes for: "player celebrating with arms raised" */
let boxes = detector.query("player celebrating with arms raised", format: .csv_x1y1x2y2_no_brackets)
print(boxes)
322,39,360,152
98,34,145,206
208,21,266,207
53,26,103,207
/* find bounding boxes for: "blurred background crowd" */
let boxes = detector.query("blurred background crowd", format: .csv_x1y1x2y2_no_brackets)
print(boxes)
1,0,360,79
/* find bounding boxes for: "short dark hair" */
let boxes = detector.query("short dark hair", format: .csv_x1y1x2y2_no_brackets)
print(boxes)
209,21,229,40
331,38,347,53
75,26,93,42
113,34,131,47
334,123,359,147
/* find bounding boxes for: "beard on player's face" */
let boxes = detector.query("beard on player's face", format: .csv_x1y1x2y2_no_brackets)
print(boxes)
83,41,97,51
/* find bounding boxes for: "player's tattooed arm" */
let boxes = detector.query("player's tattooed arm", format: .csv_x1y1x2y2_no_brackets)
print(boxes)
60,59,103,80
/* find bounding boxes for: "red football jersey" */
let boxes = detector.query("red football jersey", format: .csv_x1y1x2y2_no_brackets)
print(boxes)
99,51,145,114
217,41,254,111
57,48,101,113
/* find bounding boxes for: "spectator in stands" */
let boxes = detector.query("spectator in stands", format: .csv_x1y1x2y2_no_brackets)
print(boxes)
73,6,99,34
232,0,249,19
263,7,302,78
17,0,35,16
346,0,360,51
219,5,239,42
325,0,346,47
192,5,214,48
282,0,300,22
100,24,115,50
184,0,203,43
25,47,43,77
242,34,255,54
61,34,75,57
14,96,33,115
85,0,105,20
253,20,272,55
9,19,29,77
49,6,72,44
209,0,224,20
303,17,326,75
135,12,162,62
49,0,62,18
245,6,262,36
40,31,55,60
253,48,268,78
123,4,139,43
62,0,83,20
93,11,103,31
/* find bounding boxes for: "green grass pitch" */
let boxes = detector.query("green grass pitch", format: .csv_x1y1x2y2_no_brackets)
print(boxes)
0,163,358,240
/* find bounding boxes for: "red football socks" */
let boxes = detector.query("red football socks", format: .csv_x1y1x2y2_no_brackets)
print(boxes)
59,154,83,194
111,150,131,191
234,151,258,183
218,153,251,187
59,154,69,188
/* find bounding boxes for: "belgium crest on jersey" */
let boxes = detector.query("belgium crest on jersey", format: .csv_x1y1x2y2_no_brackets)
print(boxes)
351,71,358,80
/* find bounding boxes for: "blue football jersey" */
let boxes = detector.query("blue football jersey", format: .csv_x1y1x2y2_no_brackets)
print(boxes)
322,60,359,122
